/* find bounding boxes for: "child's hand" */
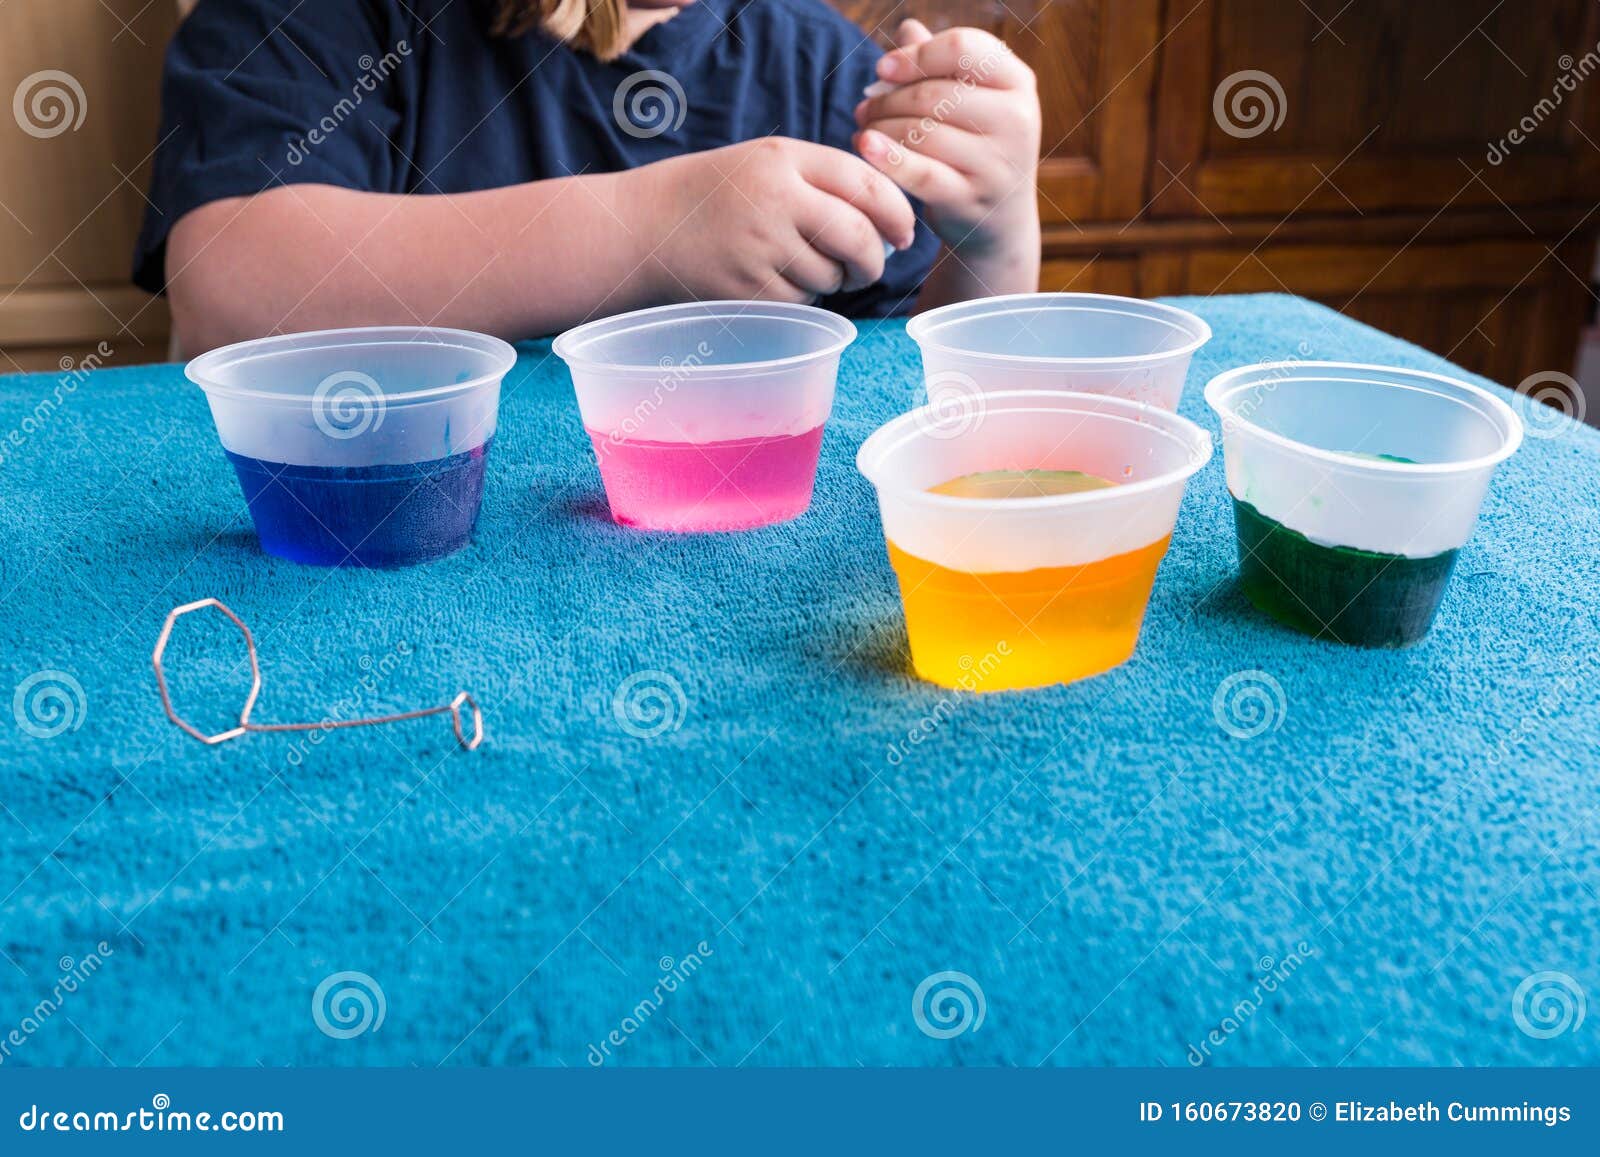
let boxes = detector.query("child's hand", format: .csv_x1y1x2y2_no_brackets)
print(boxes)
623,137,917,303
853,20,1041,262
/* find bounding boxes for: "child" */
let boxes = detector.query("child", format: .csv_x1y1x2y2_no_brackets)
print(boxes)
136,0,1041,354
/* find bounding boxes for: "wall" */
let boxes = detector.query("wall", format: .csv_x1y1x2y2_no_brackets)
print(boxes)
0,0,177,373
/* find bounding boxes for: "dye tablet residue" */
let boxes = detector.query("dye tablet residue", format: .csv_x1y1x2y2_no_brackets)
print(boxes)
885,469,1160,690
927,469,1115,499
1232,496,1458,647
227,440,491,567
588,426,824,532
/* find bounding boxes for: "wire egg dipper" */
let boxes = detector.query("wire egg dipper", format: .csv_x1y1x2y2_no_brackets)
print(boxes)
153,598,483,751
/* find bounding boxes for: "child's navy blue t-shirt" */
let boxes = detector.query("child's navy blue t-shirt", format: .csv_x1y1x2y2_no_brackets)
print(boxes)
134,0,939,321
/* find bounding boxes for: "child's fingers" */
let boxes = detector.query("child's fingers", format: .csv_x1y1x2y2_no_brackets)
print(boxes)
793,197,888,292
861,22,932,97
777,237,849,298
855,128,969,209
858,118,993,178
855,79,1015,136
894,17,933,49
749,264,823,305
797,147,917,250
877,27,1032,90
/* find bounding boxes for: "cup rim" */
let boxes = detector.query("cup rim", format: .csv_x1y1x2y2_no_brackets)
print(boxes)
185,326,519,406
856,389,1213,512
552,300,857,376
1203,360,1525,476
904,292,1213,368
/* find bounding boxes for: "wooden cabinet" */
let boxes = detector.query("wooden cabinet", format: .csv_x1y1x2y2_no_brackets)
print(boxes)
1140,0,1600,384
3,1,1596,384
1150,0,1600,217
846,0,1600,385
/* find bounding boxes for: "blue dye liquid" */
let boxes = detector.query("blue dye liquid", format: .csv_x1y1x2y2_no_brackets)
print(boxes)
225,439,492,568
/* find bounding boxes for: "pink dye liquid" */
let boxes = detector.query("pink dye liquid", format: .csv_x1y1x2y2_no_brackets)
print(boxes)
587,425,825,531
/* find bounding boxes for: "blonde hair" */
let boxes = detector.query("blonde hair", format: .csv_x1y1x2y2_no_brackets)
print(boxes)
493,0,629,61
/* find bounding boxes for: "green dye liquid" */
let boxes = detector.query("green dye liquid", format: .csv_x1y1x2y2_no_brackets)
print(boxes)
1338,451,1416,464
1232,497,1459,647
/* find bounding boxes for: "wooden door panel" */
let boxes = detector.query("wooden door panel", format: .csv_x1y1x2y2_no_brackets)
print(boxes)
1152,0,1600,217
1039,256,1137,295
1135,236,1593,386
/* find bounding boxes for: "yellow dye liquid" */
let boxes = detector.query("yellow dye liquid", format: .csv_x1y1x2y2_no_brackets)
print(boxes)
887,470,1167,691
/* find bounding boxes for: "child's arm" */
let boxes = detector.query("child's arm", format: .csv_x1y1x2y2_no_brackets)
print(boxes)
168,178,642,354
852,21,1042,311
167,139,916,354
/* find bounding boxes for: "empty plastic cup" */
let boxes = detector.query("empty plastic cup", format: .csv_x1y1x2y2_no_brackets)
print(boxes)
1205,361,1523,647
906,292,1212,411
856,390,1213,691
554,301,856,532
186,327,516,567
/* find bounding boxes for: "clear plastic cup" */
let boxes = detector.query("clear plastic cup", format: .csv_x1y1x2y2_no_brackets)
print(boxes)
554,301,856,532
905,292,1212,412
856,390,1213,691
186,326,516,567
1204,361,1523,647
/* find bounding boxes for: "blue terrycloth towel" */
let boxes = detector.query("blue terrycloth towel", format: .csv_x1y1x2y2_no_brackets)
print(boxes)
0,294,1597,1067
